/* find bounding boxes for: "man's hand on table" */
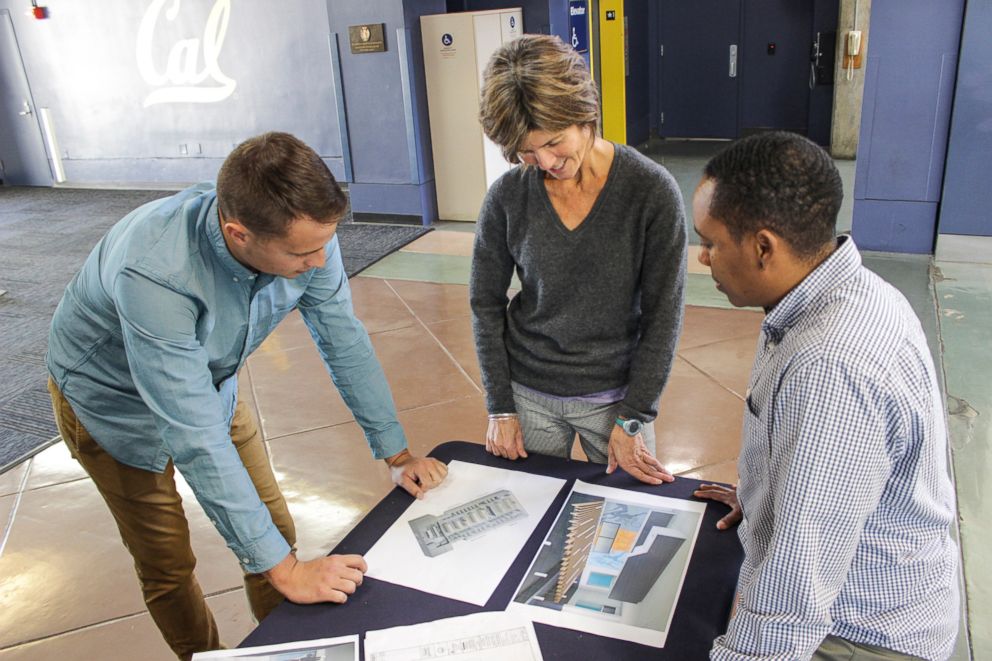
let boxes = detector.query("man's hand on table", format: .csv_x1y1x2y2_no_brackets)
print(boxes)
606,425,675,485
385,449,448,499
693,483,742,530
264,552,367,604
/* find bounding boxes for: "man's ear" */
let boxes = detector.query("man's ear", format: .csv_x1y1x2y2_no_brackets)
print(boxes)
222,219,251,246
754,229,778,269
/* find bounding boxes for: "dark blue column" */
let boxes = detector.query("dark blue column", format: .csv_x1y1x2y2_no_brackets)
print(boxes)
851,0,965,253
938,1,992,238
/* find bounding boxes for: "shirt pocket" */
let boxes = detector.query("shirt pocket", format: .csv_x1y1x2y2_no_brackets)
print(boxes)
740,365,775,486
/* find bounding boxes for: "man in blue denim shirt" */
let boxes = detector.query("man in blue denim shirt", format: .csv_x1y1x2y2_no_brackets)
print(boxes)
46,132,448,660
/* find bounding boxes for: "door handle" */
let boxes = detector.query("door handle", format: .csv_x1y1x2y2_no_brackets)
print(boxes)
18,102,32,117
729,44,738,78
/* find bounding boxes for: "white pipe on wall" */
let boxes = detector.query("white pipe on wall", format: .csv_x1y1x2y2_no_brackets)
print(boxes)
38,107,65,183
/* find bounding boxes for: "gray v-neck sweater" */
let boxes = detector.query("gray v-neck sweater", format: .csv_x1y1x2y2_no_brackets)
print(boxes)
470,144,687,421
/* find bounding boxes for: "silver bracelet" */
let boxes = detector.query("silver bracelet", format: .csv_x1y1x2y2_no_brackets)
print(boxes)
488,413,519,421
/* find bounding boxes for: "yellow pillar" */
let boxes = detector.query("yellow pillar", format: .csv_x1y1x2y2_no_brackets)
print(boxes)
597,0,626,144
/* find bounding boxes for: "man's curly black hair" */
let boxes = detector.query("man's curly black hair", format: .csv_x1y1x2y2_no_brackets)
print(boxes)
703,131,843,260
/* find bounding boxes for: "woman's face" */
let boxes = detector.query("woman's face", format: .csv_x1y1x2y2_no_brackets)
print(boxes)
516,125,593,180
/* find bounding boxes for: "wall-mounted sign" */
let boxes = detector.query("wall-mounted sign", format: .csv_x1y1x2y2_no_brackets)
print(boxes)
439,32,457,59
348,23,386,54
137,0,237,107
568,0,588,53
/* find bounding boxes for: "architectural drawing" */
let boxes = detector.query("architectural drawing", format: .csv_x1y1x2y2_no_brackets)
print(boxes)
508,481,705,648
364,461,565,606
409,489,527,557
190,634,358,660
365,612,544,661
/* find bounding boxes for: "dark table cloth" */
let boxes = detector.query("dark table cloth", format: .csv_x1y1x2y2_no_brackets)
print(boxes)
241,440,743,659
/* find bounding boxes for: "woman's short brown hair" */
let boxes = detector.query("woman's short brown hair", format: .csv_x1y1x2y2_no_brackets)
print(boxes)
479,35,600,164
216,132,347,238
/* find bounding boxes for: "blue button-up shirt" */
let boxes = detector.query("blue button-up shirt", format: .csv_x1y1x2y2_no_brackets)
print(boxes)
47,183,407,573
711,237,959,660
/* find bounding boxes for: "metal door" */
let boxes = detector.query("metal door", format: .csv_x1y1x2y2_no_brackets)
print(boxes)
657,0,741,139
0,9,52,186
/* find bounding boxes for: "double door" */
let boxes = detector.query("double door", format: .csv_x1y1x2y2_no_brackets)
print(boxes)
656,0,836,144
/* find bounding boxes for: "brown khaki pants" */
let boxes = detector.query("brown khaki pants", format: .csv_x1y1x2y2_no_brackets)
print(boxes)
813,635,926,660
48,378,297,661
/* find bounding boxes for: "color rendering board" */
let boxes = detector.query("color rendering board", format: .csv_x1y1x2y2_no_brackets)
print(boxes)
507,480,705,647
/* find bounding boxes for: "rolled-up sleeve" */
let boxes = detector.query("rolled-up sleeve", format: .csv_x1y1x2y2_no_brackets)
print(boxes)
115,268,291,573
297,236,407,459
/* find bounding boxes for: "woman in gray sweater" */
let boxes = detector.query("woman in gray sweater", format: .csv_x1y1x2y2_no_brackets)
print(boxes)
471,34,687,484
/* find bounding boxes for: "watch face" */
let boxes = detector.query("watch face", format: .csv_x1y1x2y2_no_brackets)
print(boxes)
626,419,642,435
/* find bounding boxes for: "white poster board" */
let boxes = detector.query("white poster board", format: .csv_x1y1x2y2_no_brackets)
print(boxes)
364,461,566,606
365,611,543,661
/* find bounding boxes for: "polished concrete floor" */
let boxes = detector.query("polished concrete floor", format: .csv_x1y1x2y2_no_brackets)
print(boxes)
0,149,987,659
0,244,760,659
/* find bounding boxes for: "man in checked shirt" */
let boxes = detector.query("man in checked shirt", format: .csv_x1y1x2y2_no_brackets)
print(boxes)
691,132,959,660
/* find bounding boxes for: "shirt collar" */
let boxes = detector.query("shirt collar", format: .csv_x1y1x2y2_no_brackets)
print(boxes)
762,234,860,343
205,197,258,282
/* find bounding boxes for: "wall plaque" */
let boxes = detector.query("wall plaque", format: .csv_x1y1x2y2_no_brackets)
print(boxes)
348,23,386,54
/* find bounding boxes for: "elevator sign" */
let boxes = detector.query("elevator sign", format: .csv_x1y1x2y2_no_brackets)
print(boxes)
569,0,588,53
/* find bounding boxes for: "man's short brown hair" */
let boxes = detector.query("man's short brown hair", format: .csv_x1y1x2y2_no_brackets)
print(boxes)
216,132,347,238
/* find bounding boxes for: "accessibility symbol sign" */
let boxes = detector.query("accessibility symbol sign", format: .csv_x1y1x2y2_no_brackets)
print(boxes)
568,0,588,53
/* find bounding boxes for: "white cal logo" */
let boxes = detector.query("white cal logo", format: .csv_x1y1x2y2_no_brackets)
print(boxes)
136,0,236,107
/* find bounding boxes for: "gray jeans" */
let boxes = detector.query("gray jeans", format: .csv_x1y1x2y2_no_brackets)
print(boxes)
511,382,656,464
812,635,925,661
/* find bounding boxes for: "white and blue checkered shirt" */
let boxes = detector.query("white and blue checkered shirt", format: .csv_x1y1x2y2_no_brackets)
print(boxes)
711,237,959,661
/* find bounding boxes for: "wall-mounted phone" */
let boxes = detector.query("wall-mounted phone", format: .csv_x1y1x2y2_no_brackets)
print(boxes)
843,29,863,70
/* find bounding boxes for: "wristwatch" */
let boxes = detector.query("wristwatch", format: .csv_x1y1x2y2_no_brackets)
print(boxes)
615,417,643,436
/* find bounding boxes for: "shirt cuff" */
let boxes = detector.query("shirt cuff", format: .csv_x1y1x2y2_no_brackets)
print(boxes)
366,424,408,460
616,402,654,423
236,525,293,574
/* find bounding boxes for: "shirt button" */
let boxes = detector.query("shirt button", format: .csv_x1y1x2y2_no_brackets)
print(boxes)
233,277,239,282
242,557,250,564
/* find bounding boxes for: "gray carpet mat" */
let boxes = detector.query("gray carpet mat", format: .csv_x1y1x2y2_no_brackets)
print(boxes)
0,186,431,473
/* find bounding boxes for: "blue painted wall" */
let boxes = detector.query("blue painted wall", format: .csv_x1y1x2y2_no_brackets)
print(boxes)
0,0,445,222
938,0,992,237
326,0,445,222
851,0,964,253
0,0,346,183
